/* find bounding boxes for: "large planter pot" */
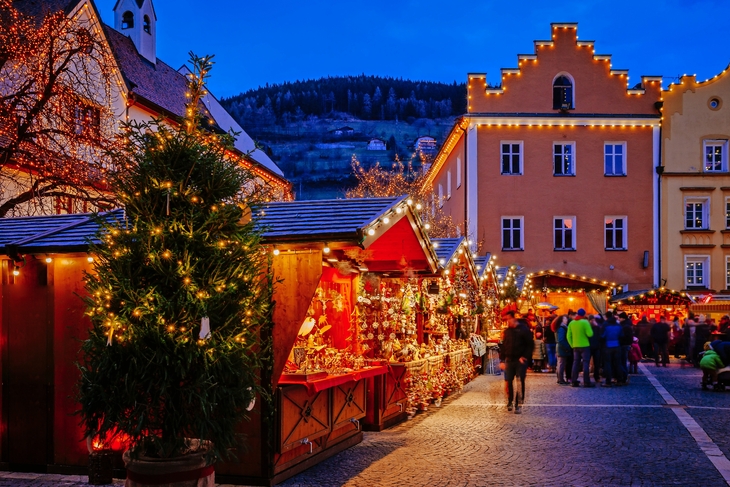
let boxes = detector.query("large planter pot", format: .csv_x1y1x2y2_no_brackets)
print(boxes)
123,445,214,487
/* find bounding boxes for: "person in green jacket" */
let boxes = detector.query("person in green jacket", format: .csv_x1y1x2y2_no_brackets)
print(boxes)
568,308,595,387
700,342,725,389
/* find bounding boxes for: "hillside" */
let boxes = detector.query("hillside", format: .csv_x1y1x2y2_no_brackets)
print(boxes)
220,75,466,199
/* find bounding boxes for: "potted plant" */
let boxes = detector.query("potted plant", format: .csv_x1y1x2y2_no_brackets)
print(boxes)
77,54,273,486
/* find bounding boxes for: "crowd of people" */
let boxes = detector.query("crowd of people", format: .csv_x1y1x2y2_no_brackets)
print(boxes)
498,307,730,412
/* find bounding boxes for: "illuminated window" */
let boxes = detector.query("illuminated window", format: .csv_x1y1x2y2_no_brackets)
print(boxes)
554,216,575,250
685,198,709,230
726,256,730,289
704,140,728,172
456,157,462,188
501,141,523,175
502,217,523,251
726,198,730,229
73,104,100,140
605,216,627,250
553,75,573,110
122,11,134,29
685,256,709,288
553,143,575,176
605,142,626,176
438,184,443,208
143,15,151,33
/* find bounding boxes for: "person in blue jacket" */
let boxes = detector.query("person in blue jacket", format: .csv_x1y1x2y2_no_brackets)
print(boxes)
601,311,623,387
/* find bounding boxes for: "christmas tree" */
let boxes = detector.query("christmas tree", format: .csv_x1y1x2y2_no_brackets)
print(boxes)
77,54,273,461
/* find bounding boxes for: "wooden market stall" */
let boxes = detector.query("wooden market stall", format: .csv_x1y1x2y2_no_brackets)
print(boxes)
609,288,692,321
523,270,621,316
0,210,125,474
215,196,440,485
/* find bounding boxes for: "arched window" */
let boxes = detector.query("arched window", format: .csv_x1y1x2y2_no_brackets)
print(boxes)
553,75,573,110
143,15,151,34
121,11,134,29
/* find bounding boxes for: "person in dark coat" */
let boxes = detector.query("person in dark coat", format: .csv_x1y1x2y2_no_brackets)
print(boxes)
499,312,534,414
555,315,571,384
543,315,557,373
650,317,671,367
617,312,634,384
601,311,623,386
589,314,604,383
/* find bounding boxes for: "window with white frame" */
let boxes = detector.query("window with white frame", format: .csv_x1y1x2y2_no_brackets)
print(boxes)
726,198,730,229
685,256,709,288
501,141,523,175
726,256,730,289
554,143,575,176
456,157,462,188
438,184,443,208
554,216,575,250
685,198,709,230
604,142,626,176
605,216,627,250
502,217,523,250
704,140,728,172
447,170,452,199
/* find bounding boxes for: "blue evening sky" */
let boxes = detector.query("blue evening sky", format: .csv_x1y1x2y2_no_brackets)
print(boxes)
99,0,730,98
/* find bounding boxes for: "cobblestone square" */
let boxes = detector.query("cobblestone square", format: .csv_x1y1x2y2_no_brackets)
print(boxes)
1,360,728,487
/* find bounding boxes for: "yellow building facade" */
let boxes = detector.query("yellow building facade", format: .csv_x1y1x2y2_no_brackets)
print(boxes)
661,66,730,295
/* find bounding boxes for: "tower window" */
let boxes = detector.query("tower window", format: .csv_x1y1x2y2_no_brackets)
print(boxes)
143,15,151,34
553,75,573,110
122,11,134,29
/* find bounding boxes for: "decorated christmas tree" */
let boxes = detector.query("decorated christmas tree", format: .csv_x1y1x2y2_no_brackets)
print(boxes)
77,54,273,461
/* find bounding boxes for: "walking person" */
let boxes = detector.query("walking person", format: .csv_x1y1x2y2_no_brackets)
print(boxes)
651,316,671,367
555,315,571,385
568,309,595,387
601,311,623,386
499,312,534,414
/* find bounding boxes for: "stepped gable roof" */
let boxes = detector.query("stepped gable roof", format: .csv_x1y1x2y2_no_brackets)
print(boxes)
0,209,125,254
256,196,405,243
103,25,189,118
431,237,464,266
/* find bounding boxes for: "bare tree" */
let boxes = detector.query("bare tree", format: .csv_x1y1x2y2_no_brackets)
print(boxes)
0,0,119,217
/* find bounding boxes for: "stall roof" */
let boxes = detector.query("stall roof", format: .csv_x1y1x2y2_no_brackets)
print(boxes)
0,209,125,255
496,266,527,292
609,288,693,306
432,237,464,265
473,254,492,278
256,196,406,244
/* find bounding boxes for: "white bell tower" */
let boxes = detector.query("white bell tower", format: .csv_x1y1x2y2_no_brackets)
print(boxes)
113,0,157,64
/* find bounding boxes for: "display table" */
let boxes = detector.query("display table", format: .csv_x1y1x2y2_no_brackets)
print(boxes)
279,366,388,395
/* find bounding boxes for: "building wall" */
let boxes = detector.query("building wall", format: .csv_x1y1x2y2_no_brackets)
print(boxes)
474,124,655,288
431,134,467,235
661,68,730,292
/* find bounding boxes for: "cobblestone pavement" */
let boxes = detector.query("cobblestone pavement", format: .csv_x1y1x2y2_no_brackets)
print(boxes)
1,359,729,487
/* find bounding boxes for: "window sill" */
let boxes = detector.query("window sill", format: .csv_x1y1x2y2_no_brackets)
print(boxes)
553,248,576,252
553,174,576,177
605,248,628,251
680,229,714,233
604,174,627,177
501,173,523,176
501,248,524,252
680,244,716,248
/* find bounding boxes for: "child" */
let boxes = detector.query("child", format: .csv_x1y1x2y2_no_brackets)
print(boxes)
628,337,642,374
700,341,724,390
532,332,546,372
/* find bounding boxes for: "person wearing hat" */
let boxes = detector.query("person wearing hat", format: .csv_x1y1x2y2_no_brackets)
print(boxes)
567,308,595,387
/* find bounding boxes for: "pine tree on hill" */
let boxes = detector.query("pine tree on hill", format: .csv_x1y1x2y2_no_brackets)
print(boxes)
220,75,466,129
